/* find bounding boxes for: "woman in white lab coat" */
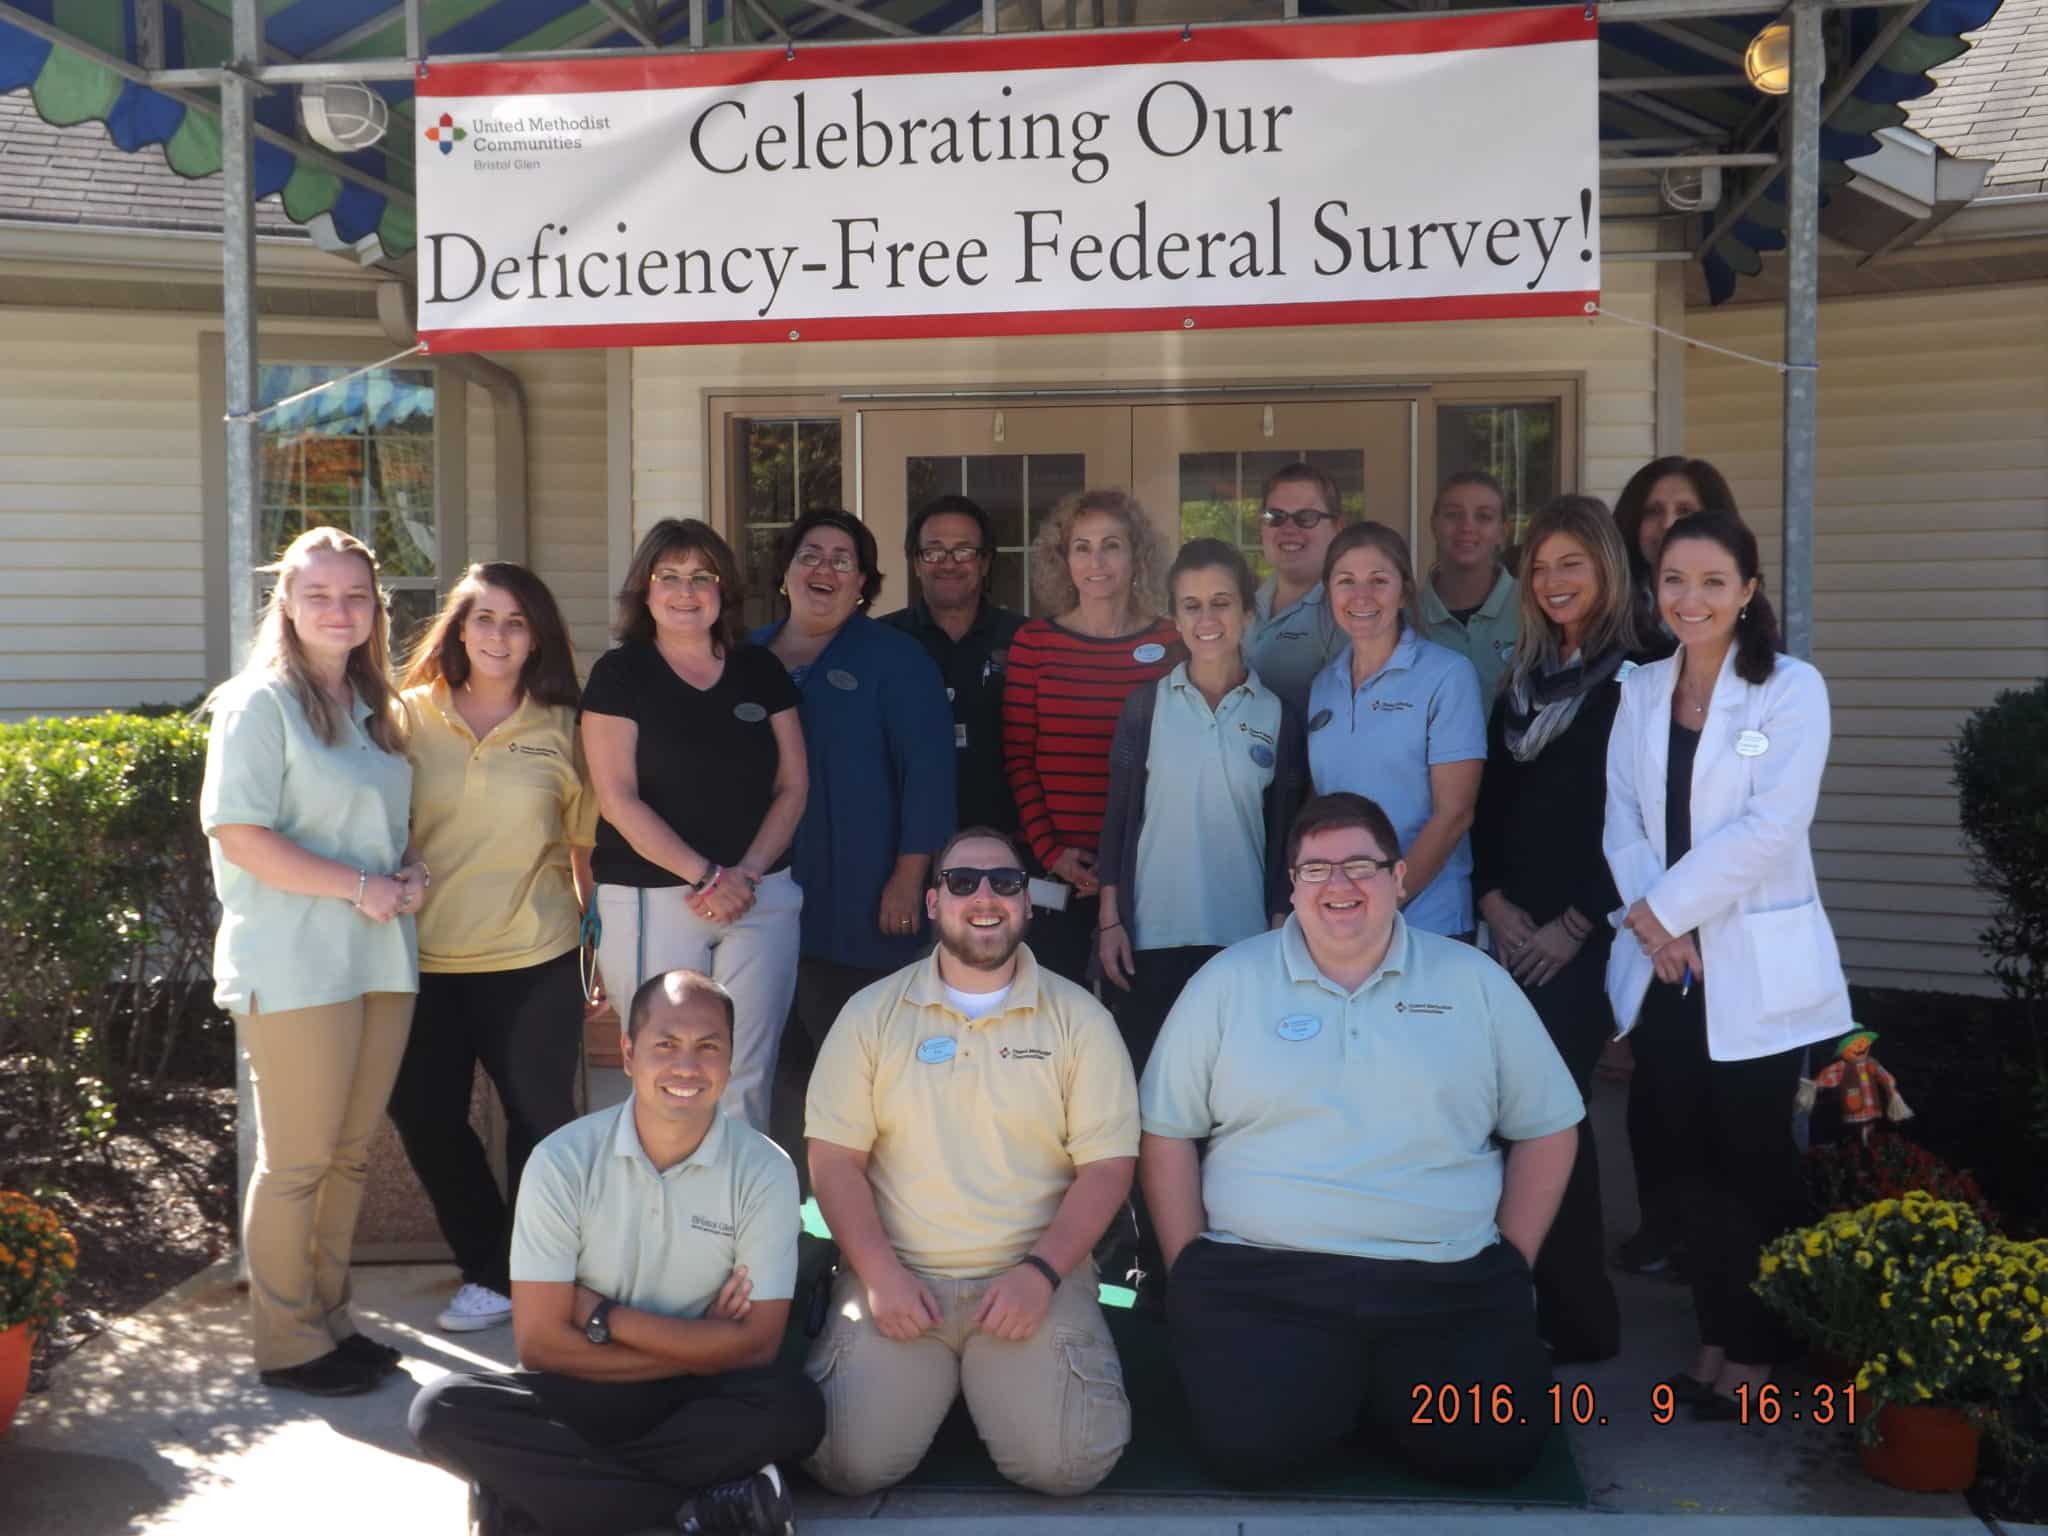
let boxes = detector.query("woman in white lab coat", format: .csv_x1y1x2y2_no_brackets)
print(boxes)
1603,510,1849,1421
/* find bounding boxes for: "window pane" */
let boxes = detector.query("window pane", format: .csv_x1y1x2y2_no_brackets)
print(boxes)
964,456,1024,549
1178,452,1240,548
256,365,436,579
991,551,1027,614
907,456,961,520
1020,453,1083,615
387,586,442,660
1435,402,1558,544
735,416,843,629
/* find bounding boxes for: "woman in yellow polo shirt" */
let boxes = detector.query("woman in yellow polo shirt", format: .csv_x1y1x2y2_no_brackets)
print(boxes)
393,563,596,1336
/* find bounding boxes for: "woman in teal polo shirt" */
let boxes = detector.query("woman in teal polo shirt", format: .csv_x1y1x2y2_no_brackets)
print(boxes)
1306,522,1488,938
201,525,425,1398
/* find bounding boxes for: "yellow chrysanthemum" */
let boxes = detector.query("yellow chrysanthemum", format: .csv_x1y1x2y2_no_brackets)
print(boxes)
1879,1292,1893,1310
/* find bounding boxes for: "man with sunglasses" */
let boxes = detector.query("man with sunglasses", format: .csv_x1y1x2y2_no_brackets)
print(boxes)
1139,792,1582,1489
802,827,1138,1497
881,495,1028,839
1243,462,1350,716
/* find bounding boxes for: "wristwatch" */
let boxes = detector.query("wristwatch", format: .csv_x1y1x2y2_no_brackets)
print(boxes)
584,1297,615,1346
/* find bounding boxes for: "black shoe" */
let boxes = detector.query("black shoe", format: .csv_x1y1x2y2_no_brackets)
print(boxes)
1693,1390,1744,1422
468,1482,543,1536
336,1331,404,1376
675,1463,794,1536
258,1347,380,1397
1660,1371,1718,1408
1615,1229,1672,1274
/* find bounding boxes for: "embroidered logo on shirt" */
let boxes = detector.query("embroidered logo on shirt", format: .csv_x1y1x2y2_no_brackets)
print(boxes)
690,1214,736,1237
1395,1000,1455,1016
1368,699,1414,713
507,743,562,758
1237,722,1276,746
1278,629,1309,640
998,1046,1052,1061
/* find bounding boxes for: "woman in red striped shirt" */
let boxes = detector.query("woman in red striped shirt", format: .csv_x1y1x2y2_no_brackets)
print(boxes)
1002,488,1183,984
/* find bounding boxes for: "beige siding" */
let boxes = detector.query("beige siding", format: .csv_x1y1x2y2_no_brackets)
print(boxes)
0,308,209,717
465,381,499,565
631,252,1662,539
489,350,611,666
1685,282,2048,995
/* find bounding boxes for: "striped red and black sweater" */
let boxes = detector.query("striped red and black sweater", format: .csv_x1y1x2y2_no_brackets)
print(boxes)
1001,616,1184,870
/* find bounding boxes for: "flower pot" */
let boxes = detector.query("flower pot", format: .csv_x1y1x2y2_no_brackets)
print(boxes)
1858,1402,1981,1493
0,1321,33,1438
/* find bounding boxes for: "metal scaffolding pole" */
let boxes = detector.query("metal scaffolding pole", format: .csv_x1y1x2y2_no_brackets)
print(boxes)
1781,0,1822,660
223,0,262,1239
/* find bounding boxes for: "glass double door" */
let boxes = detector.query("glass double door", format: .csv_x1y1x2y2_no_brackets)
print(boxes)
861,399,1413,617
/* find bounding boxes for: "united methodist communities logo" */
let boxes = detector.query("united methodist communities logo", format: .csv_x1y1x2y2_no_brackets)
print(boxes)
424,113,467,155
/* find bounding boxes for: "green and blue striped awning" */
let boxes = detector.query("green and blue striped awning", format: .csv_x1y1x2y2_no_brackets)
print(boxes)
0,0,2008,300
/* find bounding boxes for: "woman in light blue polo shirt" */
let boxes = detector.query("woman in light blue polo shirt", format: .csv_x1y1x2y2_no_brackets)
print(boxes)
200,526,424,1399
1306,521,1487,938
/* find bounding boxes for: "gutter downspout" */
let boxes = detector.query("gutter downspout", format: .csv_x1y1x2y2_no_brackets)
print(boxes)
377,282,530,564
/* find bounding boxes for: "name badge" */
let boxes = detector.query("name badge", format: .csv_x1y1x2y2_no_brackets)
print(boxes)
1132,642,1166,664
955,723,969,750
916,1036,958,1065
1307,708,1334,732
1277,1015,1322,1042
1736,729,1770,758
733,701,767,723
1249,743,1275,769
827,668,859,692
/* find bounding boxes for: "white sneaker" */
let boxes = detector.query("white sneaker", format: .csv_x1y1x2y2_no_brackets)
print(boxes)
438,1283,513,1333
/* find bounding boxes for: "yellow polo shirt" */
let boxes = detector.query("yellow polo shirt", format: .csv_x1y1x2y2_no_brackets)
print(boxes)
806,946,1138,1279
403,681,597,974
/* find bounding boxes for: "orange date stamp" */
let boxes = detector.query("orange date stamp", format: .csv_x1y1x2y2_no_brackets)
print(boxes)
1408,1381,1862,1427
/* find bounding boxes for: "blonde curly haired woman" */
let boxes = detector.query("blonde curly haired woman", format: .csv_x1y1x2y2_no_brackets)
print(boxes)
201,526,425,1398
1000,489,1182,983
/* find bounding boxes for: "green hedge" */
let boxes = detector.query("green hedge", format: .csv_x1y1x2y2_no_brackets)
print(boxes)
0,713,217,1142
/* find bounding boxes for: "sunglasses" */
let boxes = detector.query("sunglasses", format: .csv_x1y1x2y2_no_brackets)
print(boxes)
1261,508,1337,530
939,865,1028,898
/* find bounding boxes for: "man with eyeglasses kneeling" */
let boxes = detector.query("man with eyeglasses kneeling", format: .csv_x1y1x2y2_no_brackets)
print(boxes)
802,827,1138,1496
1140,792,1582,1488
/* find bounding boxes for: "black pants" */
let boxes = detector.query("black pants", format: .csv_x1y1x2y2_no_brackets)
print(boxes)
774,955,893,1186
1520,943,1620,1362
1627,1057,1685,1255
1628,979,1808,1364
386,950,583,1295
410,1365,825,1536
1028,891,1100,988
1109,945,1220,1083
1168,1238,1553,1488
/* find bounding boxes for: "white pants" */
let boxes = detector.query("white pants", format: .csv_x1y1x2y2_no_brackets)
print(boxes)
593,872,802,1131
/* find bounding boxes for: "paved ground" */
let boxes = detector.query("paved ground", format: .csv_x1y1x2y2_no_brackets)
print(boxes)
0,1077,2002,1534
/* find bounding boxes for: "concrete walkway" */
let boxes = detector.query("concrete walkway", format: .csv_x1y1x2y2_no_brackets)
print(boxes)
1,1254,1992,1536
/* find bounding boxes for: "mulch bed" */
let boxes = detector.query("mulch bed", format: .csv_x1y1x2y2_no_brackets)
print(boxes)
0,1058,236,1393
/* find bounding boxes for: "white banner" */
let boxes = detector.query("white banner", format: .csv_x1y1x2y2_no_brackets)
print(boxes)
415,11,1598,352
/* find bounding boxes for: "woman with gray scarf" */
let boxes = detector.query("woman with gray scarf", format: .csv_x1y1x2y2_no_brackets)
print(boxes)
1472,494,1640,1366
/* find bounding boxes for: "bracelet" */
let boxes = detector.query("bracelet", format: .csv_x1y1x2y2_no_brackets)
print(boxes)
350,869,368,910
1099,921,1123,934
691,864,722,893
1017,1253,1062,1292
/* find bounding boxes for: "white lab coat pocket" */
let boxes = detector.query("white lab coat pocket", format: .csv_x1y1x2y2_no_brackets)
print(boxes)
1742,899,1839,1015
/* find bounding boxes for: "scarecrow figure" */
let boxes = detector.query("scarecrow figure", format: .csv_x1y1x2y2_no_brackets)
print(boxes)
1796,1029,1913,1144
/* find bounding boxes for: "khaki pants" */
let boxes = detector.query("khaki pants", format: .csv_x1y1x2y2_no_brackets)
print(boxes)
803,1263,1129,1497
237,992,415,1370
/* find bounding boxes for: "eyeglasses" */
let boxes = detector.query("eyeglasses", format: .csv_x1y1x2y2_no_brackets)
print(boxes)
795,547,860,574
1291,856,1396,884
939,865,1028,898
1261,507,1338,530
917,546,986,566
656,570,720,591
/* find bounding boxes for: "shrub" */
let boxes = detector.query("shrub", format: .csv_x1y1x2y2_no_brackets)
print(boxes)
1953,680,2048,1043
0,1191,79,1332
1807,1131,2000,1232
0,714,217,1142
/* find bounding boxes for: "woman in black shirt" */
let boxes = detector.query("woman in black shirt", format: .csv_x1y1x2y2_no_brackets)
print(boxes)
1472,495,1640,1365
580,520,808,1130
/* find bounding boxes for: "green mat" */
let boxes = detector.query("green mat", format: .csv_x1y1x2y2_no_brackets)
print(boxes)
780,1228,1586,1505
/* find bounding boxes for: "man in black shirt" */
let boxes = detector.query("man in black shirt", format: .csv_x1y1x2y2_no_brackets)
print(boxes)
880,495,1027,840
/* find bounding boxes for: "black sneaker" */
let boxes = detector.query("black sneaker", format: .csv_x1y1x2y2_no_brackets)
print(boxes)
675,1463,794,1536
336,1331,404,1377
257,1347,380,1397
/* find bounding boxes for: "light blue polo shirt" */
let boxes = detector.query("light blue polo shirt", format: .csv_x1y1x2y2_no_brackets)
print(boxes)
1306,629,1487,936
1420,567,1520,706
1133,665,1280,950
511,1102,800,1316
1244,579,1346,718
1139,914,1582,1262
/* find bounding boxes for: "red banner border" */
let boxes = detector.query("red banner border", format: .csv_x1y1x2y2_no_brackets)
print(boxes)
417,10,1595,98
420,289,1600,354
